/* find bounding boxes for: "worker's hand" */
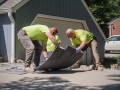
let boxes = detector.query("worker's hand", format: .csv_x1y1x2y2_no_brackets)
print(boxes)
45,57,48,60
76,47,83,53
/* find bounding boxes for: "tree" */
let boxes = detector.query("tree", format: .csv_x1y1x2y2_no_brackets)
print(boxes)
85,0,120,25
85,0,120,37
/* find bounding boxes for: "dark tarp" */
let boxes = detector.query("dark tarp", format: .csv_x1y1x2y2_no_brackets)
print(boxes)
35,46,83,70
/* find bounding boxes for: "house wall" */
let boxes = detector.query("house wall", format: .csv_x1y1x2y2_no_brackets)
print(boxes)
15,0,105,62
0,14,12,62
110,20,120,36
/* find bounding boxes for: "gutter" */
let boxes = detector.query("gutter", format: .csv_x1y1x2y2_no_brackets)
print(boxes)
0,9,11,14
8,11,15,63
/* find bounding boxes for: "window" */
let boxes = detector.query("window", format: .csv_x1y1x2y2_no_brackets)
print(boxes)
108,37,115,41
116,36,120,41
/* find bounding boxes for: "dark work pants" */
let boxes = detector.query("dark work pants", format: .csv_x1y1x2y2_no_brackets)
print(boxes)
17,29,42,67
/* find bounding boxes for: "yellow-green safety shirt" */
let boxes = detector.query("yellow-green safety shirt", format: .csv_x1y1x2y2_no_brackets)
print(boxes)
70,29,94,47
47,35,61,52
22,24,50,44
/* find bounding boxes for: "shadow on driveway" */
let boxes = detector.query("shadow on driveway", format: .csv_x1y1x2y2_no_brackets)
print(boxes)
0,74,120,90
0,76,88,90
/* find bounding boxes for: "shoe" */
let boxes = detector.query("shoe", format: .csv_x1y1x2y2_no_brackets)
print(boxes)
23,67,35,72
97,65,104,71
70,64,81,69
92,64,104,71
31,64,36,69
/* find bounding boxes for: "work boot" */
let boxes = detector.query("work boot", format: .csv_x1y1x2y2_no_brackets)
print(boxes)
92,63,104,71
70,63,81,69
70,64,79,69
30,64,36,69
23,67,35,72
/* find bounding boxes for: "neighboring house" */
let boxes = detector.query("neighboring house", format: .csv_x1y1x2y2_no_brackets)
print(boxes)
0,0,106,65
108,18,120,37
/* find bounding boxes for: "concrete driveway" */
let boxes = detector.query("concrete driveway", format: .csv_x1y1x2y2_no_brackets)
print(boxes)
0,63,120,90
105,51,120,58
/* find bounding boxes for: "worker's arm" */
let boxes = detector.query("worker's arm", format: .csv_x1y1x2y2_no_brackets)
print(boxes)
45,32,59,47
42,43,48,60
79,40,87,49
76,40,87,53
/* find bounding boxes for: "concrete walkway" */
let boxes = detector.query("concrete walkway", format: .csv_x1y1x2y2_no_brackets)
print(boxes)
0,63,120,90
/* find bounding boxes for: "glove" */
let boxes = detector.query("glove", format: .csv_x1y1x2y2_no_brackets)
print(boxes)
45,57,48,60
76,47,83,53
59,46,64,49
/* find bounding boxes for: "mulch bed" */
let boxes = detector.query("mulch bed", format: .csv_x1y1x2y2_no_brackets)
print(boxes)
102,58,120,70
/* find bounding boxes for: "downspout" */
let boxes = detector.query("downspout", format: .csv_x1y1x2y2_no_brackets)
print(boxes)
8,11,15,63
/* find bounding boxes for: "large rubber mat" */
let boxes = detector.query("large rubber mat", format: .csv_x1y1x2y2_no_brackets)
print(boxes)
35,46,83,70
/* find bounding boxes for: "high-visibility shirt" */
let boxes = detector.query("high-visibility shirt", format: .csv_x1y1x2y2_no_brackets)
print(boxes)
70,29,94,46
23,24,50,44
47,35,61,52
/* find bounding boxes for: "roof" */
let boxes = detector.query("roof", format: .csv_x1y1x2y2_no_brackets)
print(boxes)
0,0,29,13
107,18,120,25
0,0,22,9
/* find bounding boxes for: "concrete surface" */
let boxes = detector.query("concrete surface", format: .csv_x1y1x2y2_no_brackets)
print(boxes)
0,63,120,90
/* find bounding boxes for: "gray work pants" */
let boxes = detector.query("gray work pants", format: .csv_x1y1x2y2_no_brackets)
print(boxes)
17,29,42,67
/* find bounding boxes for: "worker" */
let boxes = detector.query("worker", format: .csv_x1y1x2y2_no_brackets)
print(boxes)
43,35,61,60
17,24,61,72
66,28,104,70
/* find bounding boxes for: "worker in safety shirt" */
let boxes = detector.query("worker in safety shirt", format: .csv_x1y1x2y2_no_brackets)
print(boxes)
65,28,104,70
43,35,61,60
17,24,62,72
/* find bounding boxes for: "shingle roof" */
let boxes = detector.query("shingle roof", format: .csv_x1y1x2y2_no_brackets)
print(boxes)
0,0,23,9
107,18,120,25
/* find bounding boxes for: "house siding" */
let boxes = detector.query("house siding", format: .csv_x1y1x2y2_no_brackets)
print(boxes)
15,0,105,62
0,14,12,62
